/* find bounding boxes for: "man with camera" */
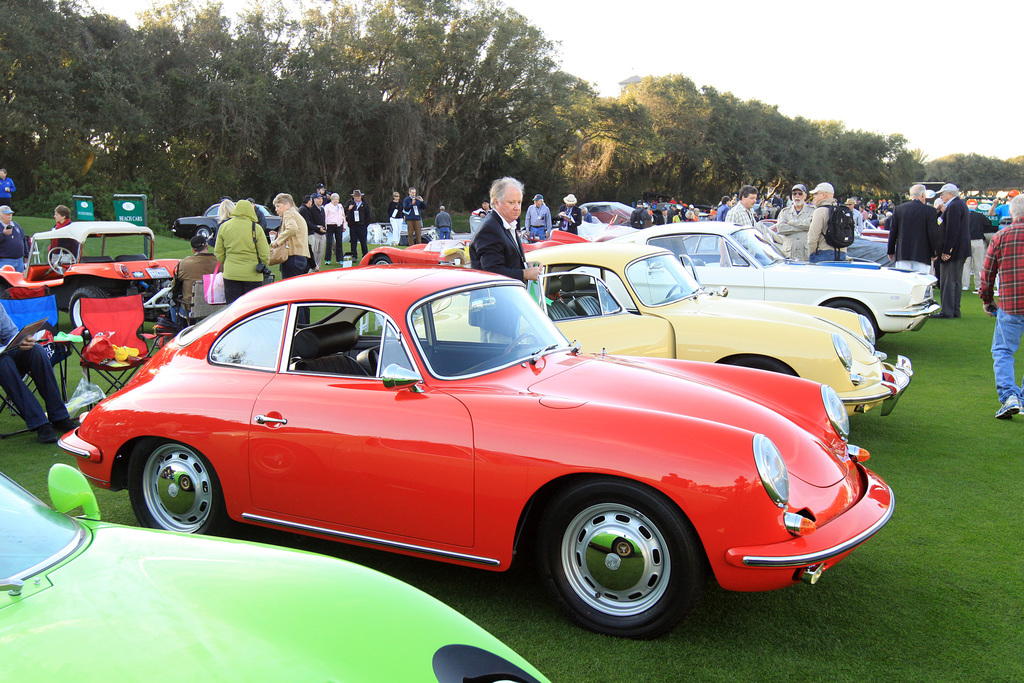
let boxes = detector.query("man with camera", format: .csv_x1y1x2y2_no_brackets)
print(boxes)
403,187,427,245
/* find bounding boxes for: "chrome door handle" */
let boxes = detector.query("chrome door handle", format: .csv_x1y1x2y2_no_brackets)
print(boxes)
254,415,288,426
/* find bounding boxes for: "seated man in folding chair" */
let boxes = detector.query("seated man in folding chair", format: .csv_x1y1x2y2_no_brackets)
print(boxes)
0,303,76,443
170,235,219,325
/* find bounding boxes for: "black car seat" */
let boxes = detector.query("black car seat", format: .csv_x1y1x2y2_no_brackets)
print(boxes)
544,276,577,320
562,274,602,317
292,321,368,376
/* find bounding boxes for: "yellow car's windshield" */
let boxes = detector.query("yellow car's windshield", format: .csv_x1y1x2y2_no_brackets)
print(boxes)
624,253,701,307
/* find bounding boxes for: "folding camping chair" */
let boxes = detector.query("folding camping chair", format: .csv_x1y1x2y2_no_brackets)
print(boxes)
73,295,155,394
0,287,70,437
186,280,227,324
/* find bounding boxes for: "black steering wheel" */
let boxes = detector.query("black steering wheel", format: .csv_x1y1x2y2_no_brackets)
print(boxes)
47,246,78,275
504,332,538,355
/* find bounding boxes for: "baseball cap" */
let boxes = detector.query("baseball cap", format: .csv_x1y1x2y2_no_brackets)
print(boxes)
937,183,960,195
810,182,834,195
0,205,12,215
791,184,807,194
533,194,544,201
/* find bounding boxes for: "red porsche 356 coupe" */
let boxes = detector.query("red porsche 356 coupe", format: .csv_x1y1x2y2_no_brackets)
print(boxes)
60,266,893,638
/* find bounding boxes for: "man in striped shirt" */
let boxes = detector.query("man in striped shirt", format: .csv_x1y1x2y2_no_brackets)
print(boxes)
980,194,1024,419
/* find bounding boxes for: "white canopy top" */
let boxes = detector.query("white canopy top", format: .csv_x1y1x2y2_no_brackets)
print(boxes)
31,221,153,243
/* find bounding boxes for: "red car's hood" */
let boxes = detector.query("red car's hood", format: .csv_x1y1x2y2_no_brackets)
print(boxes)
525,354,848,487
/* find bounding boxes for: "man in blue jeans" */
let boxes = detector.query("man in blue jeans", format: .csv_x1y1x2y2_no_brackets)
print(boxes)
0,305,76,442
980,194,1024,419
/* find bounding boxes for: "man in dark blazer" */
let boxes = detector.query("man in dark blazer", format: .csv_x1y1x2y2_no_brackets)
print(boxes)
933,183,971,318
344,189,372,263
887,184,940,273
470,177,541,284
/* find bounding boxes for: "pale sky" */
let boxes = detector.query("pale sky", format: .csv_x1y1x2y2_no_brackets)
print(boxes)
90,0,1024,161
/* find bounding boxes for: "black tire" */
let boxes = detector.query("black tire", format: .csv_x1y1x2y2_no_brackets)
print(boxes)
196,226,212,240
128,438,230,535
68,285,109,329
824,298,883,339
725,355,797,376
537,478,707,638
370,254,392,265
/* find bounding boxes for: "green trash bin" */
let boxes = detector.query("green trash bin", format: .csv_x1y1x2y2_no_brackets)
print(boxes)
72,195,95,221
113,194,147,226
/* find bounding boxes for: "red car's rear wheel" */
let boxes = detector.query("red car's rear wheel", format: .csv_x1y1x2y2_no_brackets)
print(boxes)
128,439,229,535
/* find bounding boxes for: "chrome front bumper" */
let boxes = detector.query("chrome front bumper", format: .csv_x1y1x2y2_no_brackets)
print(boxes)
840,356,913,416
880,355,913,416
886,301,941,330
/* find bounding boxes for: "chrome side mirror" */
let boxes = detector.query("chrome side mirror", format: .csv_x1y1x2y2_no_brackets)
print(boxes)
382,364,424,393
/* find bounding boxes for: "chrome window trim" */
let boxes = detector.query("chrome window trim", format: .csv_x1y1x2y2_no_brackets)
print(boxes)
207,305,288,372
407,280,566,381
281,302,410,379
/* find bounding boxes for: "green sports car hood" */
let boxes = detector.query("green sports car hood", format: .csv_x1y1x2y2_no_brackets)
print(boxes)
0,521,547,683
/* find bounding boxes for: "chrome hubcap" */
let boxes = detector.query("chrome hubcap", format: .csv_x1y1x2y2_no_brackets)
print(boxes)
142,443,214,532
560,503,671,616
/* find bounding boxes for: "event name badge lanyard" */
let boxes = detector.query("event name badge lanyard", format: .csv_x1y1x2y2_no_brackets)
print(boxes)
392,206,400,218
413,201,420,218
354,204,360,223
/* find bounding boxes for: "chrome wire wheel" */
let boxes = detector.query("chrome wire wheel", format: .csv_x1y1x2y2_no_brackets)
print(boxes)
139,442,216,533
559,502,671,617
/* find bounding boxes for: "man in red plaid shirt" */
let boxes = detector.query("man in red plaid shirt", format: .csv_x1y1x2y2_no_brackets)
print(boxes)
980,194,1024,418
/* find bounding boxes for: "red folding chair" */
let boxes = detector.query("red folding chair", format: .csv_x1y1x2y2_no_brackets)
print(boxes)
72,295,155,394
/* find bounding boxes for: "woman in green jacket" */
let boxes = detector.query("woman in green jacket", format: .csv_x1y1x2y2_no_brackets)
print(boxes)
214,199,271,303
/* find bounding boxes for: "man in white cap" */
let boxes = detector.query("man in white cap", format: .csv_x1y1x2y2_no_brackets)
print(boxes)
557,194,582,235
0,205,29,273
774,184,815,260
806,182,849,262
933,183,971,318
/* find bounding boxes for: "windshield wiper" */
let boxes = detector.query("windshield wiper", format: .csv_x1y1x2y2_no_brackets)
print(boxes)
528,343,561,365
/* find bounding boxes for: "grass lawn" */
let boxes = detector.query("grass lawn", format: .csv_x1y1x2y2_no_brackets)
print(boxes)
3,217,1022,681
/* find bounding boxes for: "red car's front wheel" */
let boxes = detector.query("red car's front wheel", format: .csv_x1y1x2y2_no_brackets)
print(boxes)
538,478,708,639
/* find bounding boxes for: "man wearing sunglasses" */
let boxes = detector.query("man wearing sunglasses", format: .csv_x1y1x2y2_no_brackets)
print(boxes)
774,183,815,260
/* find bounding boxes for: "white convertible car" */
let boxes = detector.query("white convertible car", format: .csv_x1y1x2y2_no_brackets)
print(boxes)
612,223,940,337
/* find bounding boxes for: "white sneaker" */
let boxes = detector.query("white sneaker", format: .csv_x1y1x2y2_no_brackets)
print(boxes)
996,395,1020,419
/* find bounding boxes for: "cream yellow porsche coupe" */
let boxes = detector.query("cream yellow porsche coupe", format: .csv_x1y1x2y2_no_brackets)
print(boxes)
530,242,911,416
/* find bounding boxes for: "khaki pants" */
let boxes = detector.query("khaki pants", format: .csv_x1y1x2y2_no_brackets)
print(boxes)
407,220,422,245
309,232,326,270
781,231,809,261
962,238,986,290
